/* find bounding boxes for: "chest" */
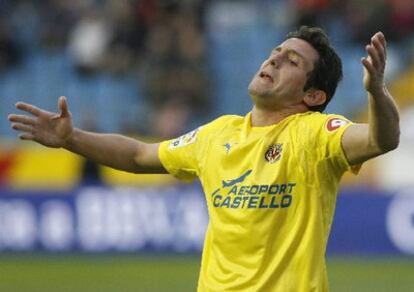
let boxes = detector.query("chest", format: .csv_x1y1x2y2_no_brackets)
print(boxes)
201,132,300,213
201,129,299,196
208,130,291,171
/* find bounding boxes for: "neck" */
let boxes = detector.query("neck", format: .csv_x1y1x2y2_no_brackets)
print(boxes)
251,104,308,127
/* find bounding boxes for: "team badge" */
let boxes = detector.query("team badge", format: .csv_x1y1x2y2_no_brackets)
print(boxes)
168,128,200,150
265,144,283,163
326,117,349,132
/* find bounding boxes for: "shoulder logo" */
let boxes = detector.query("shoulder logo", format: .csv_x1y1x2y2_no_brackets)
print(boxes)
265,143,283,164
168,128,200,150
326,118,349,132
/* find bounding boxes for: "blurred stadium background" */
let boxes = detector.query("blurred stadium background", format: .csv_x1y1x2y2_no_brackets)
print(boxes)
0,0,413,291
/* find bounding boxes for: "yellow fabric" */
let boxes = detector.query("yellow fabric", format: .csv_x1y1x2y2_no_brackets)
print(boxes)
159,111,355,292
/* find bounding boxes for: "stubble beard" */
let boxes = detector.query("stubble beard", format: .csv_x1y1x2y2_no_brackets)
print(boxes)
248,80,275,105
248,78,273,98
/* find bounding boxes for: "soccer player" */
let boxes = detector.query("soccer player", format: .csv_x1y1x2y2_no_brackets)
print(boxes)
8,26,399,291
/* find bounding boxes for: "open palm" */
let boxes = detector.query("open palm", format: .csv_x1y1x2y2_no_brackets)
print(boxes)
8,96,74,148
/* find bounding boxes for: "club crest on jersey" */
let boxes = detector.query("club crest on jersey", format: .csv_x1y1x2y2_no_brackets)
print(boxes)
265,144,283,163
168,128,200,150
326,117,349,132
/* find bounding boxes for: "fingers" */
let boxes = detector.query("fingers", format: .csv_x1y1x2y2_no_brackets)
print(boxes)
9,114,36,138
8,114,36,125
362,32,387,74
10,122,35,141
58,96,70,118
9,108,36,139
361,56,375,74
18,133,35,141
11,123,33,133
373,31,387,51
365,45,381,70
371,34,386,64
15,102,43,116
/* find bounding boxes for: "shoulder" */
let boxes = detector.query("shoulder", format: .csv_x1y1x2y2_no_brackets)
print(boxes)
164,115,243,150
287,112,353,152
294,112,352,133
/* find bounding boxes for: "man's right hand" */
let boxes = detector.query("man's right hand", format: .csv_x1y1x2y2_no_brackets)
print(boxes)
8,96,74,148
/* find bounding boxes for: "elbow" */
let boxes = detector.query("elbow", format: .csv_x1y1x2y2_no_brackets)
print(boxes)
382,109,401,152
132,145,145,173
389,130,400,151
389,113,402,151
387,122,401,152
378,129,400,154
383,138,399,153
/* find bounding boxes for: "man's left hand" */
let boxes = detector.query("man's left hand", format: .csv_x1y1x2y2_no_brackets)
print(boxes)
362,32,387,96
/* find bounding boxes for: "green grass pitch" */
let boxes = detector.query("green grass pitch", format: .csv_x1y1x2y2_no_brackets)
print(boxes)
0,254,413,292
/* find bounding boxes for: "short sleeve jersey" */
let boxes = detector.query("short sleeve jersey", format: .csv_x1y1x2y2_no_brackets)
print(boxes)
159,111,356,292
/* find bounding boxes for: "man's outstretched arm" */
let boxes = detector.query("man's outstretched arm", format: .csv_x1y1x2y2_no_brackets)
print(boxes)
342,32,400,165
8,96,167,174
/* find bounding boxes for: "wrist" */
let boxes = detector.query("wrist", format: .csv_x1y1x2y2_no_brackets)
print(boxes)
62,128,78,150
367,83,387,97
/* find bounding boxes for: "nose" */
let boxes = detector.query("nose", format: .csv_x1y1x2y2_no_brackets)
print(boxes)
266,53,282,68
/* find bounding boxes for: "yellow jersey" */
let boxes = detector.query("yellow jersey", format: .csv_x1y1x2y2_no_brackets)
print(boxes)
159,111,356,292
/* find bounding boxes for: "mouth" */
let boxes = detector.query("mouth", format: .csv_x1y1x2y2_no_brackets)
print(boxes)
259,71,273,82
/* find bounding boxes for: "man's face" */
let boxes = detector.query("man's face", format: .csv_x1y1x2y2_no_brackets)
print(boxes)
248,38,319,109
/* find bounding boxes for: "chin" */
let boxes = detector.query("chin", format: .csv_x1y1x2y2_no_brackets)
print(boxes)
248,82,263,97
249,88,273,100
248,79,275,98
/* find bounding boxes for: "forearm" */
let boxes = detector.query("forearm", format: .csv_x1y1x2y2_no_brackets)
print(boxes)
64,128,162,173
367,85,400,152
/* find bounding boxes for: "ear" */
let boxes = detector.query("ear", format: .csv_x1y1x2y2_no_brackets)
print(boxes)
303,89,327,107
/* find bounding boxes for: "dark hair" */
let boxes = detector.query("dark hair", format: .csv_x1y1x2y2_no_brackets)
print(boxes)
286,26,342,112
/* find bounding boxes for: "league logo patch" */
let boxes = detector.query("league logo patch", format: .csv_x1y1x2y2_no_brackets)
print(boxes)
326,117,349,132
265,144,283,163
168,128,200,150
